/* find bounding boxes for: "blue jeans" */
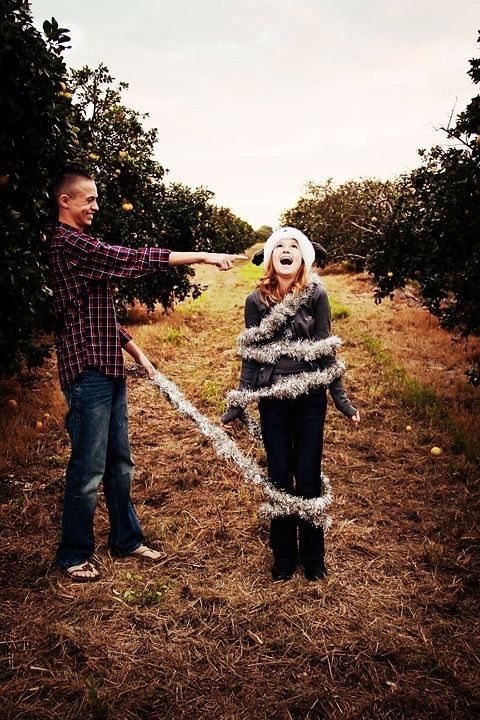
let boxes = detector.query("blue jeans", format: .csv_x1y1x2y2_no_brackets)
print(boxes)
57,368,144,569
259,390,327,567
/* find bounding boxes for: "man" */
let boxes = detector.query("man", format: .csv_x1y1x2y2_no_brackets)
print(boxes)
50,167,246,582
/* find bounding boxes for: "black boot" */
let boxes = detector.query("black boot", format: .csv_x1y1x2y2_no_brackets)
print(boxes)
299,521,326,581
272,563,295,581
304,560,327,581
270,516,297,581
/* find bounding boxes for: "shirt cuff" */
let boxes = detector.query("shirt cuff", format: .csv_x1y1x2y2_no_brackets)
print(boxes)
149,247,171,270
118,324,133,346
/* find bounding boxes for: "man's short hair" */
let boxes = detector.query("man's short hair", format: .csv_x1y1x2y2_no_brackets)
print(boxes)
53,166,94,200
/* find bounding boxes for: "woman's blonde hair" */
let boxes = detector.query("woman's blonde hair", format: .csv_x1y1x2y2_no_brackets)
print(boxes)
257,258,311,306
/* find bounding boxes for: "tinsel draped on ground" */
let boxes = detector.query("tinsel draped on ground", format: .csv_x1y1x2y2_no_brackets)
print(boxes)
127,276,354,528
129,365,333,528
224,277,345,528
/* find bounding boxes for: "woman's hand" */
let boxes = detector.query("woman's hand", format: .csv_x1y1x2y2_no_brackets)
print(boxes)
220,405,244,424
349,410,360,425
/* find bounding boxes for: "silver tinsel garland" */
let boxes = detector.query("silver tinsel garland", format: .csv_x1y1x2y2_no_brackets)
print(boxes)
239,273,322,346
229,277,346,410
129,365,333,528
128,276,349,529
239,335,342,364
227,360,345,409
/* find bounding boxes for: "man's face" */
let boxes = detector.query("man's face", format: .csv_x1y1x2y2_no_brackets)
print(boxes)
59,178,99,230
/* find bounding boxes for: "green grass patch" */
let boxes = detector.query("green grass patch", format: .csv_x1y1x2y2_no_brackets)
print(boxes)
176,291,209,316
156,326,187,346
360,334,440,416
360,333,479,462
199,379,226,411
113,573,171,607
238,261,263,285
401,375,440,414
360,334,392,363
360,335,440,417
47,453,66,467
330,297,350,321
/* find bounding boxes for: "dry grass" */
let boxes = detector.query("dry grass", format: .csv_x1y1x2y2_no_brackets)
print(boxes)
0,265,479,720
324,272,480,460
0,354,66,473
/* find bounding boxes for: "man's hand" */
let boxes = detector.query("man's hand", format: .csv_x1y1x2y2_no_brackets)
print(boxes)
136,352,155,380
168,251,247,268
203,253,248,271
123,340,155,379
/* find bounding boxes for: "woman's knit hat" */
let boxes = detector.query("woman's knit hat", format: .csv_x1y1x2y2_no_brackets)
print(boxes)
263,227,315,271
252,228,327,268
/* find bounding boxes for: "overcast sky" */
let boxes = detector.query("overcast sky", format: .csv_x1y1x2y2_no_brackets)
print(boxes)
31,0,479,229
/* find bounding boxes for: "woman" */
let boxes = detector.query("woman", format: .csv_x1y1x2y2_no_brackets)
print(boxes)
222,227,359,582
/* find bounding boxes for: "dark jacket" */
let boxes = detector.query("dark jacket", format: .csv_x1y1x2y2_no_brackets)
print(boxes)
239,284,356,418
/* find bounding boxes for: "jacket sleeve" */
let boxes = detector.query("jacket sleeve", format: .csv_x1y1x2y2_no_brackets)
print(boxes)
329,377,357,418
220,294,261,422
239,293,261,389
312,286,357,418
311,285,332,341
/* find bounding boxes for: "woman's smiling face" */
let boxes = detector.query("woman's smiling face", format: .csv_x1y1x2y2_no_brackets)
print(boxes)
271,237,303,278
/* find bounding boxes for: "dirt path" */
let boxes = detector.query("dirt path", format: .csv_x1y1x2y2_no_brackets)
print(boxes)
1,265,479,720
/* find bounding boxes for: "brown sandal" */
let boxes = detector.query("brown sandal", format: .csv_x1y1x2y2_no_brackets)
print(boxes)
129,545,165,561
61,562,101,583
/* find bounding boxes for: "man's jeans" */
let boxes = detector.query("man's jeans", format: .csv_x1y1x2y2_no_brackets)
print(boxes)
259,390,328,566
57,368,144,569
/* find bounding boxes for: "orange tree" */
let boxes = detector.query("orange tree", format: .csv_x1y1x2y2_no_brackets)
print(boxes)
254,225,274,243
0,10,253,379
68,64,254,313
0,1,76,376
367,35,480,385
281,178,401,268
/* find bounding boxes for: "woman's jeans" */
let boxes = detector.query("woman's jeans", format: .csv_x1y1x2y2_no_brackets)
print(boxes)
259,390,327,568
57,368,144,569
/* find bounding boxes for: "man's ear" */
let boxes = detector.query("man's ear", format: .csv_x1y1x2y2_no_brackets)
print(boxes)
58,193,70,209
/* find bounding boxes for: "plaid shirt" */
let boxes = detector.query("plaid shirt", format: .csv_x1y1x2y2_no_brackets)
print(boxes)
49,222,171,389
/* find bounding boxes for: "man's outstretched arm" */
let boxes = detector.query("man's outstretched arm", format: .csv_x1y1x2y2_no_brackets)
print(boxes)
168,251,247,270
